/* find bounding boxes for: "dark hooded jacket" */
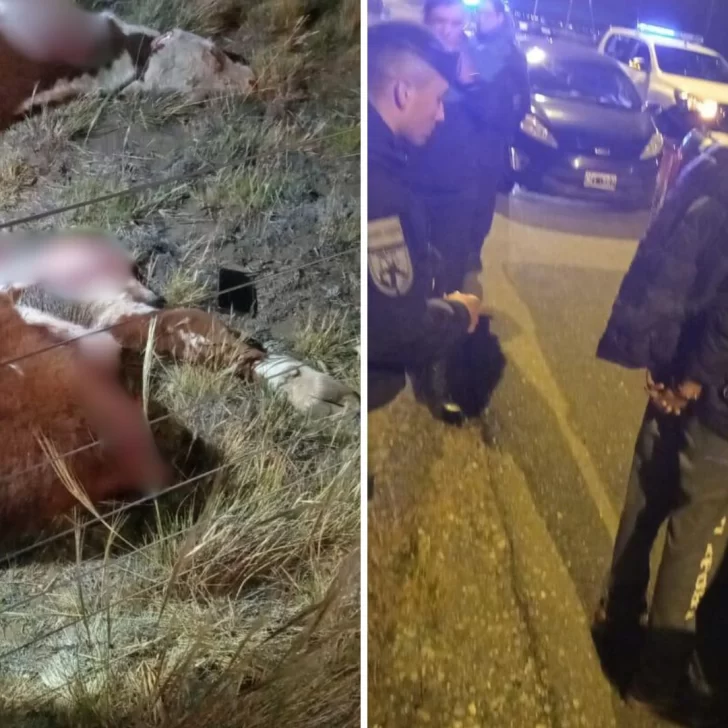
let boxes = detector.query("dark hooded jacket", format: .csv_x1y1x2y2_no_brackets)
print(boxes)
597,144,728,437
406,73,503,292
468,17,530,142
368,105,471,409
406,23,529,290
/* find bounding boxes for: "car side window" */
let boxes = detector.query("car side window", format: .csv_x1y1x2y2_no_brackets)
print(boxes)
631,41,652,73
606,35,638,65
604,35,621,59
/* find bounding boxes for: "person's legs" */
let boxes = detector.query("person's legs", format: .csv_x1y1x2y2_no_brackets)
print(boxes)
632,415,728,702
602,406,683,625
593,406,682,691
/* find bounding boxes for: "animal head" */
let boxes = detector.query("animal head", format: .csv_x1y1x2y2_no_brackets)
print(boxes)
0,232,164,308
130,28,254,97
2,4,253,127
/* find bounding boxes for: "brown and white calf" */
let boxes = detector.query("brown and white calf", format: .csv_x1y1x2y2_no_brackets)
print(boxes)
0,289,170,537
2,233,360,419
0,0,254,130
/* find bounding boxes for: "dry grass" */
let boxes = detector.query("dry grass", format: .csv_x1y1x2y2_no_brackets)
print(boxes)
0,0,360,726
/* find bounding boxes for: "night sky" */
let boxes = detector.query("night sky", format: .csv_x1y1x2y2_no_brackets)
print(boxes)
508,0,728,57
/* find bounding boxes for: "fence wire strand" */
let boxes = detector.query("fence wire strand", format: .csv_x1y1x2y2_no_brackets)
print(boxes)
0,243,358,370
0,461,350,665
1,436,287,566
0,459,347,619
0,126,360,231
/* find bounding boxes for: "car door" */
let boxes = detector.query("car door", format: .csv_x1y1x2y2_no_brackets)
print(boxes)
603,34,636,71
624,40,652,102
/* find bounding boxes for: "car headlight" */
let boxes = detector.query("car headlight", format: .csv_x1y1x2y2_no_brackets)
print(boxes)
675,90,719,121
520,113,557,148
641,131,664,160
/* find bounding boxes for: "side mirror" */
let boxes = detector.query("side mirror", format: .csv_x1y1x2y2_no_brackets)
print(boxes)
643,101,663,116
629,56,649,73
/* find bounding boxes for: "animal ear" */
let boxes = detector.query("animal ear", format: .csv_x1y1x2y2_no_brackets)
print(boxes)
223,49,249,66
0,287,20,306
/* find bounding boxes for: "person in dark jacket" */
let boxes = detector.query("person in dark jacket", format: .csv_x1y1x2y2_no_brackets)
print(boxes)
595,144,728,714
468,0,530,190
367,21,481,420
407,0,501,299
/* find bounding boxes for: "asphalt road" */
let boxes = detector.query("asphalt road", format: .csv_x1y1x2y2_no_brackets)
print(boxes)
368,190,681,727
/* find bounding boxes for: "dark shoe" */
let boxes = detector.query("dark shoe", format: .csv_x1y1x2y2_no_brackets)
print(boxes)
411,360,465,426
591,604,645,696
626,676,678,714
670,655,728,727
627,632,697,715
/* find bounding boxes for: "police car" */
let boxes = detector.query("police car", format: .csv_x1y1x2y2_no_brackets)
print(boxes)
598,24,728,134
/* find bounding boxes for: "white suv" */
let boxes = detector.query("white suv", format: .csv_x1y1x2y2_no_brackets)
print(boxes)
598,24,728,128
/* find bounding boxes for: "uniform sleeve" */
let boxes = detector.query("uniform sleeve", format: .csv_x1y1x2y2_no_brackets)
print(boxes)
368,215,471,368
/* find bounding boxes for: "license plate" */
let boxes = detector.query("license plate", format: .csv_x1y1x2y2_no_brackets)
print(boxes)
584,171,618,192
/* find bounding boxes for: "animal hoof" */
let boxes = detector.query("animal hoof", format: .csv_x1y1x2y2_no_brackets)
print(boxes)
281,366,359,419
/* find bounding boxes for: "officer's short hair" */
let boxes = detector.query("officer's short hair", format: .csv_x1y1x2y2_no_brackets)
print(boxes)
423,0,462,21
368,21,458,97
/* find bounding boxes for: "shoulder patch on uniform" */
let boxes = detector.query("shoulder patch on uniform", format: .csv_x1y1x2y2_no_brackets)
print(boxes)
367,216,413,297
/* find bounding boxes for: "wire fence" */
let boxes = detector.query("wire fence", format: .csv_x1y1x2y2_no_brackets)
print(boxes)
0,459,354,722
0,459,350,660
0,127,360,231
0,120,361,696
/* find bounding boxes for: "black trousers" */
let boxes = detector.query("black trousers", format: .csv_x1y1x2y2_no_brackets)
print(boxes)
603,404,728,689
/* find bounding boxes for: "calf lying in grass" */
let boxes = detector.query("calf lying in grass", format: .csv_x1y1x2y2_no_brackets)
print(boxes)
0,0,254,129
3,232,359,418
0,288,170,538
0,232,356,538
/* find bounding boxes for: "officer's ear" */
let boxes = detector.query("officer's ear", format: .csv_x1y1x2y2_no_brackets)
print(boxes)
393,79,411,111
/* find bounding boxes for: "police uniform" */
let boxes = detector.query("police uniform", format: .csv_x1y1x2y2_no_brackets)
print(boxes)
368,24,471,411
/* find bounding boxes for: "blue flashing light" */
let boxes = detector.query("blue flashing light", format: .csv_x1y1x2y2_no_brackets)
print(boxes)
637,23,676,38
463,0,480,6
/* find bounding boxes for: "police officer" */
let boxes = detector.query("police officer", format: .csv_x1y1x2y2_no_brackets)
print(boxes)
407,0,497,300
469,0,530,192
368,21,481,422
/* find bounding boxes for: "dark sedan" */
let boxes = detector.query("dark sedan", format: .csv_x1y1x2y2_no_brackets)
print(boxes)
507,41,664,207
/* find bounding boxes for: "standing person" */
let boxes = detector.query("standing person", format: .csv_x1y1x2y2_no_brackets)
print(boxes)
595,143,728,716
468,0,530,192
367,21,481,424
407,0,499,300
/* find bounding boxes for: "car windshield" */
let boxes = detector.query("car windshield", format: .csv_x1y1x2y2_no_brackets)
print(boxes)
654,46,728,83
528,57,642,110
